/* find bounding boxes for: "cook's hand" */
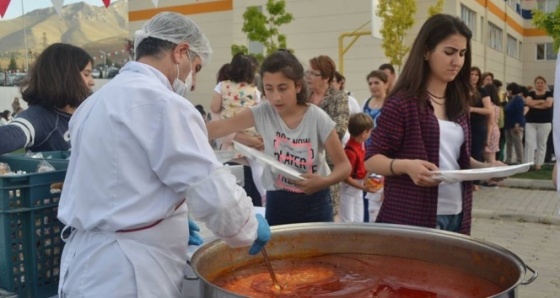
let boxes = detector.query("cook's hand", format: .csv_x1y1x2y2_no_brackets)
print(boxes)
404,159,441,187
292,173,325,195
188,219,203,246
249,214,271,255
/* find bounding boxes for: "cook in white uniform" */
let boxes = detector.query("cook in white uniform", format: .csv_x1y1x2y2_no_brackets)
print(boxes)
57,12,270,297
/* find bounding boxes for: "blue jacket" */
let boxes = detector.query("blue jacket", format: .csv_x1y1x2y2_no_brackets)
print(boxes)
504,95,525,129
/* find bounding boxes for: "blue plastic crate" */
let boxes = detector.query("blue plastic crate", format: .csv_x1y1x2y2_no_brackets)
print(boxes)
0,157,68,298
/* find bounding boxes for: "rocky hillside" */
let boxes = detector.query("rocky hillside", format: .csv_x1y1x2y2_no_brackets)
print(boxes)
0,0,129,68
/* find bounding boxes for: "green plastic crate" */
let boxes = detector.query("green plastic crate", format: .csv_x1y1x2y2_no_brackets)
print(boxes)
0,157,68,298
3,151,71,163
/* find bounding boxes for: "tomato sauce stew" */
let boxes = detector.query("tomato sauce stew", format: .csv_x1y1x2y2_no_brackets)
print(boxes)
211,254,503,297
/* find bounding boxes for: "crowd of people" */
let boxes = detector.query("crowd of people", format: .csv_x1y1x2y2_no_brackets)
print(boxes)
467,68,554,189
0,98,25,126
207,21,554,228
0,11,556,296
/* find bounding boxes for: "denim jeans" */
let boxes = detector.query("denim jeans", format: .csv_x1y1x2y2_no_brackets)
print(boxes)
265,188,333,226
436,212,463,233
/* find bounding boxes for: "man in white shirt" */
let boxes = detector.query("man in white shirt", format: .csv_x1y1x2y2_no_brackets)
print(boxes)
57,12,270,297
379,63,397,94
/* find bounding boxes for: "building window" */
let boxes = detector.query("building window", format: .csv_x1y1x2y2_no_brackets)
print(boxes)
537,0,559,13
248,40,264,56
507,0,521,12
480,16,485,43
506,35,518,58
487,22,503,51
519,41,523,58
460,5,476,39
536,43,556,60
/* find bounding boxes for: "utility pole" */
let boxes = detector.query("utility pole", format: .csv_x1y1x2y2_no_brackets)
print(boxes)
42,32,48,52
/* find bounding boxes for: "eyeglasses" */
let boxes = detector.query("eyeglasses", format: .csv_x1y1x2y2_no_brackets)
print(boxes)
305,70,322,77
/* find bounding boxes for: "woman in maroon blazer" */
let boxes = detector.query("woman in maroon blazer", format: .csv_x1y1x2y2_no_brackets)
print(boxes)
365,14,502,235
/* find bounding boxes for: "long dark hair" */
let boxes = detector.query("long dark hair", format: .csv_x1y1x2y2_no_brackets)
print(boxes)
483,84,500,106
21,43,93,108
471,66,482,88
216,63,231,83
506,82,521,95
228,53,255,84
260,50,308,105
391,14,473,121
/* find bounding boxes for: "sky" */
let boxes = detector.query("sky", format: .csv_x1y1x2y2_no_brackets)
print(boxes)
2,0,104,20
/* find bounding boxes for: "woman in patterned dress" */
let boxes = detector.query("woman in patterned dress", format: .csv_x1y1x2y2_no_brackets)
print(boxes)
483,83,502,164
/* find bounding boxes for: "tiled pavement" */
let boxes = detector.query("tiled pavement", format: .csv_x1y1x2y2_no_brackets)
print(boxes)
470,187,560,297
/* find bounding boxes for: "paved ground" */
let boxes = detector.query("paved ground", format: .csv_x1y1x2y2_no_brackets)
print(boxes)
471,187,560,297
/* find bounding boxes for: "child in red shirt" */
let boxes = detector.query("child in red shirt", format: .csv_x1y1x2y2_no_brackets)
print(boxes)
339,113,375,222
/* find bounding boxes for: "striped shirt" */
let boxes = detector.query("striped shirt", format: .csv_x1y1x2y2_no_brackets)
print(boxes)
0,105,71,154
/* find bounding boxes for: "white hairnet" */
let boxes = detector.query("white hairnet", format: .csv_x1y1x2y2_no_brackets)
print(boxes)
134,12,212,65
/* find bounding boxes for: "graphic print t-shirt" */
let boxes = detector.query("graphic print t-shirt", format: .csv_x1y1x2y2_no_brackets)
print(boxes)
251,102,335,192
0,105,71,153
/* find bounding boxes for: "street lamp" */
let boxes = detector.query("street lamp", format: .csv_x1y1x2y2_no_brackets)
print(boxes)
99,50,107,77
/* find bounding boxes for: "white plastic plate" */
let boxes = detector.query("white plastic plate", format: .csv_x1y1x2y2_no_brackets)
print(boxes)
433,163,533,183
233,141,305,181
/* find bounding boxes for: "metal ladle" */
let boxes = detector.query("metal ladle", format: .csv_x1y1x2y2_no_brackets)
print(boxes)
261,247,282,291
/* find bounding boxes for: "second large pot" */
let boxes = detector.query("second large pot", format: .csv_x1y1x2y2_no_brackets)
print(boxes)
190,223,536,297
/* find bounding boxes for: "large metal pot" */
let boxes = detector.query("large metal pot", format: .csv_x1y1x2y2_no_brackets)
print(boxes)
190,223,536,297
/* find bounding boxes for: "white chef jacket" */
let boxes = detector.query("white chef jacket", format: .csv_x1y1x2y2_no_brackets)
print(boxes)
57,61,258,297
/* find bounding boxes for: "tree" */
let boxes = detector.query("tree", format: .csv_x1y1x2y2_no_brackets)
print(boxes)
377,0,417,71
532,6,560,52
428,0,444,17
8,54,17,71
231,0,293,61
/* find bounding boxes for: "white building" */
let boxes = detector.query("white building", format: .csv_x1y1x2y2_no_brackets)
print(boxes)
127,0,556,107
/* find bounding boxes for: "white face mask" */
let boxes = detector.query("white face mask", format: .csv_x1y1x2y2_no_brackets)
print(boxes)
184,71,193,93
172,51,193,98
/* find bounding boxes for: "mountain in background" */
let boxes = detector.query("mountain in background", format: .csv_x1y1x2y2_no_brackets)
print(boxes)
0,0,129,69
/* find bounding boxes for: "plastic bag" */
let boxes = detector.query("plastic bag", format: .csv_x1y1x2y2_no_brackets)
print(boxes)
37,160,56,173
25,150,44,159
0,162,11,175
